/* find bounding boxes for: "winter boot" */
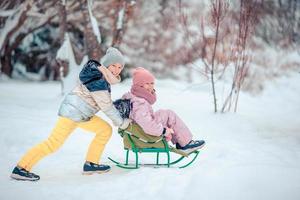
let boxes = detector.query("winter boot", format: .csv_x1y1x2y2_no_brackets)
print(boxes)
83,161,111,175
10,166,40,181
176,140,205,154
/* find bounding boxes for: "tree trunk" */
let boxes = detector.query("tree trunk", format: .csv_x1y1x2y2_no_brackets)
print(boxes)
211,22,219,113
58,0,67,44
112,0,135,47
0,2,31,77
80,0,102,60
1,44,12,77
57,0,68,94
210,1,222,113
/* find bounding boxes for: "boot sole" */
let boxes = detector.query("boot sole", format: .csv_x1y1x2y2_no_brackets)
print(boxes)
181,143,205,154
82,168,111,175
10,174,40,181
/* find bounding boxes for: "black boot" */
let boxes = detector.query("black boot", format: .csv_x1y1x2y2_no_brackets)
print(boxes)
83,161,111,175
10,166,40,181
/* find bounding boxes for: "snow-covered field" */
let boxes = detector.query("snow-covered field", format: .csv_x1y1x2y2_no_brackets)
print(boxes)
0,75,300,200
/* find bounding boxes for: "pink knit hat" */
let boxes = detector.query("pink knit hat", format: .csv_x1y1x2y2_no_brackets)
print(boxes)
132,67,155,86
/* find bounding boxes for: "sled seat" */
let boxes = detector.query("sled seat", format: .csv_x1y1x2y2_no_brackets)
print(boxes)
108,123,201,169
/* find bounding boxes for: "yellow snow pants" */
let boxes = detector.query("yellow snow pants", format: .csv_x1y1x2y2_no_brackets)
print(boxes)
18,116,112,171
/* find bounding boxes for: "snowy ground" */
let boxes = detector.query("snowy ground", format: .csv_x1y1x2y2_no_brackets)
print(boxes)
0,75,300,200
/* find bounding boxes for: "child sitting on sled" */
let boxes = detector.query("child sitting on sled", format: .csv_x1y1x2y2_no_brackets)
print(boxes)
117,67,205,153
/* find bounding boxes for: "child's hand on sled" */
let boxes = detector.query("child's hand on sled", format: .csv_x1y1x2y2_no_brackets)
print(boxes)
165,128,174,142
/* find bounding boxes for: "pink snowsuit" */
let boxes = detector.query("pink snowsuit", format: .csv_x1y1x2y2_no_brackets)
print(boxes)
122,92,192,146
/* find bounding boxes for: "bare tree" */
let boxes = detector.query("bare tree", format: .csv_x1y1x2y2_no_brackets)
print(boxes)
178,0,231,113
0,0,58,77
111,0,136,47
256,0,299,48
221,0,259,112
56,0,67,94
209,0,229,112
177,0,259,113
80,0,102,60
0,0,32,77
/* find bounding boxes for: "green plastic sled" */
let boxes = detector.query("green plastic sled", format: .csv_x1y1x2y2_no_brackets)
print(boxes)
108,123,201,169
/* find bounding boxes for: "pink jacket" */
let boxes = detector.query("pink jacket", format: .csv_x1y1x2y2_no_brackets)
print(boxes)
122,92,164,136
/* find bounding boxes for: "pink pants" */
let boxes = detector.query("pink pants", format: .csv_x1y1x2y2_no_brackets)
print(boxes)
154,109,192,146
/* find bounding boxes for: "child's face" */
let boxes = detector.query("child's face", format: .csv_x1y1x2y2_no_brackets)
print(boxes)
143,82,155,93
107,63,123,76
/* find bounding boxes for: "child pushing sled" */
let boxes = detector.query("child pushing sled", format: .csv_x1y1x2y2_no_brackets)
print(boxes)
11,47,130,181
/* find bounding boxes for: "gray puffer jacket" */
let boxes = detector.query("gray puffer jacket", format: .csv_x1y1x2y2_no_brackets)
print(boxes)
58,92,98,122
58,60,124,126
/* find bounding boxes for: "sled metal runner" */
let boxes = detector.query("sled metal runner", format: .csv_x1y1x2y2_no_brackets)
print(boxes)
108,129,200,169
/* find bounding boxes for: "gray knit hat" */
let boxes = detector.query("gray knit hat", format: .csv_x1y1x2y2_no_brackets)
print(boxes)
100,47,125,68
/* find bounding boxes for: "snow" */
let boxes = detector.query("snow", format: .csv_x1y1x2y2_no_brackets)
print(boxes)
11,62,45,81
56,33,83,94
56,33,76,63
0,74,300,200
0,73,10,81
0,9,19,17
88,0,102,44
117,7,125,30
0,6,23,50
62,56,87,95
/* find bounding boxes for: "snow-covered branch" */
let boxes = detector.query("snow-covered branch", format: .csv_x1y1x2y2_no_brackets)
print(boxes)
0,8,20,17
0,2,30,52
112,0,136,46
87,0,101,44
117,7,125,30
